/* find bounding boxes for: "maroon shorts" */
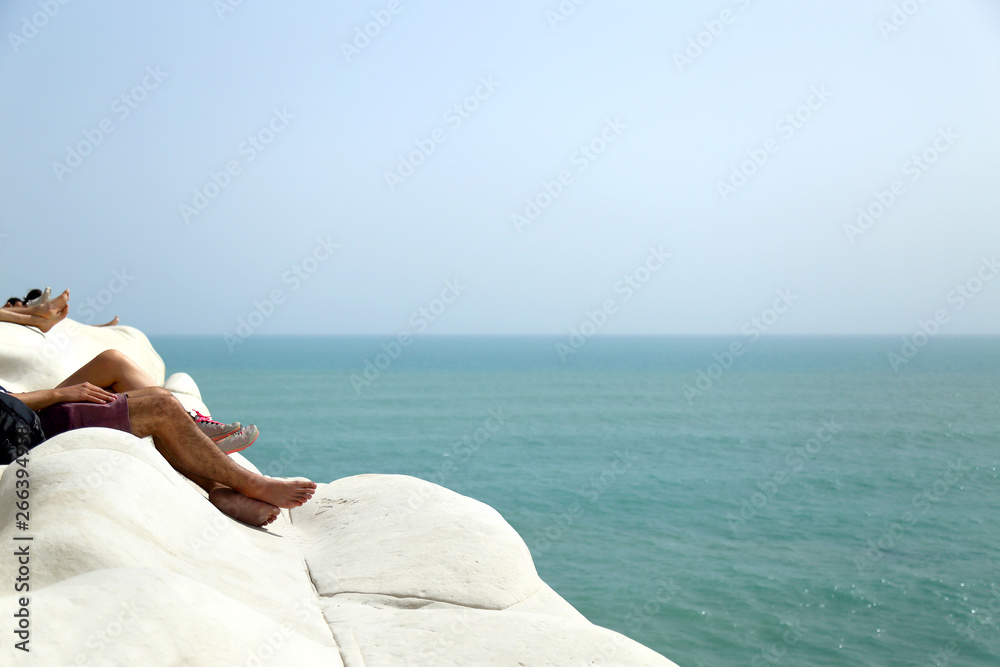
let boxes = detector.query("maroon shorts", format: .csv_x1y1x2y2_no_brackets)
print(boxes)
37,393,132,440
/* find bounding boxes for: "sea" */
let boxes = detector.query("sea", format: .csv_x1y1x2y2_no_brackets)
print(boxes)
150,335,1000,667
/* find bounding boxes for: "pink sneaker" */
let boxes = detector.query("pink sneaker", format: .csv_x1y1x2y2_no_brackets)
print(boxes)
189,410,242,443
215,424,259,455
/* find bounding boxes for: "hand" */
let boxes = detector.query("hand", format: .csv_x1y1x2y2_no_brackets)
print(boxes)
57,383,118,404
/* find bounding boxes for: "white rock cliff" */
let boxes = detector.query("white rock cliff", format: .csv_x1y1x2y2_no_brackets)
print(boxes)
0,318,679,666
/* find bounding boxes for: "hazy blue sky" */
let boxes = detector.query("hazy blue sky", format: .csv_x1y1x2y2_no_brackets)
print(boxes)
2,0,999,337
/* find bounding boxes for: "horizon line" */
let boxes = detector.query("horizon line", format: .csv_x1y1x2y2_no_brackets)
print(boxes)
145,332,1000,338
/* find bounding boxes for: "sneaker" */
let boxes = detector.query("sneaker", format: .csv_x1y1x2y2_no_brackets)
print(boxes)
216,424,259,455
24,287,50,307
190,410,242,442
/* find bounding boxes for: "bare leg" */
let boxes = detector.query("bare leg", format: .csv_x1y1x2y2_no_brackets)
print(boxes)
0,291,69,332
156,445,279,527
127,393,315,509
118,386,172,398
18,289,70,320
58,349,158,392
208,488,280,527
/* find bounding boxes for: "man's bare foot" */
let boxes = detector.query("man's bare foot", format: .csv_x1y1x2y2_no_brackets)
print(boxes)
209,487,280,527
243,476,317,509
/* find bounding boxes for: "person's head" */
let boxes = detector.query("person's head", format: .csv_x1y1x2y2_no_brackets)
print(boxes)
3,297,23,309
23,289,41,302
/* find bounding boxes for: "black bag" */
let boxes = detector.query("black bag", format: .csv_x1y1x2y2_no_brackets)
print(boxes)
0,391,46,465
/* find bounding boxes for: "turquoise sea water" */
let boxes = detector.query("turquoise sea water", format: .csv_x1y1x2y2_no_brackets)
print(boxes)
151,335,1000,666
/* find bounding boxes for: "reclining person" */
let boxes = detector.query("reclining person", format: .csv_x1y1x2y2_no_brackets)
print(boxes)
4,350,315,526
36,349,260,452
2,288,117,328
0,289,70,332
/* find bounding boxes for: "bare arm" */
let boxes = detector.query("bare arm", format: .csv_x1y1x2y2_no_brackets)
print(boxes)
0,290,70,333
0,309,41,326
10,383,117,411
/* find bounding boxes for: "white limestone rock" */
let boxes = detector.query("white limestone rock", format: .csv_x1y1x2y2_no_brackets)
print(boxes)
0,318,164,394
294,475,547,609
19,569,342,667
0,319,681,666
163,370,210,415
302,475,680,667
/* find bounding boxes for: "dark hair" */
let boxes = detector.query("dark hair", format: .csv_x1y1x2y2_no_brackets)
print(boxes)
5,298,23,307
23,289,41,301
